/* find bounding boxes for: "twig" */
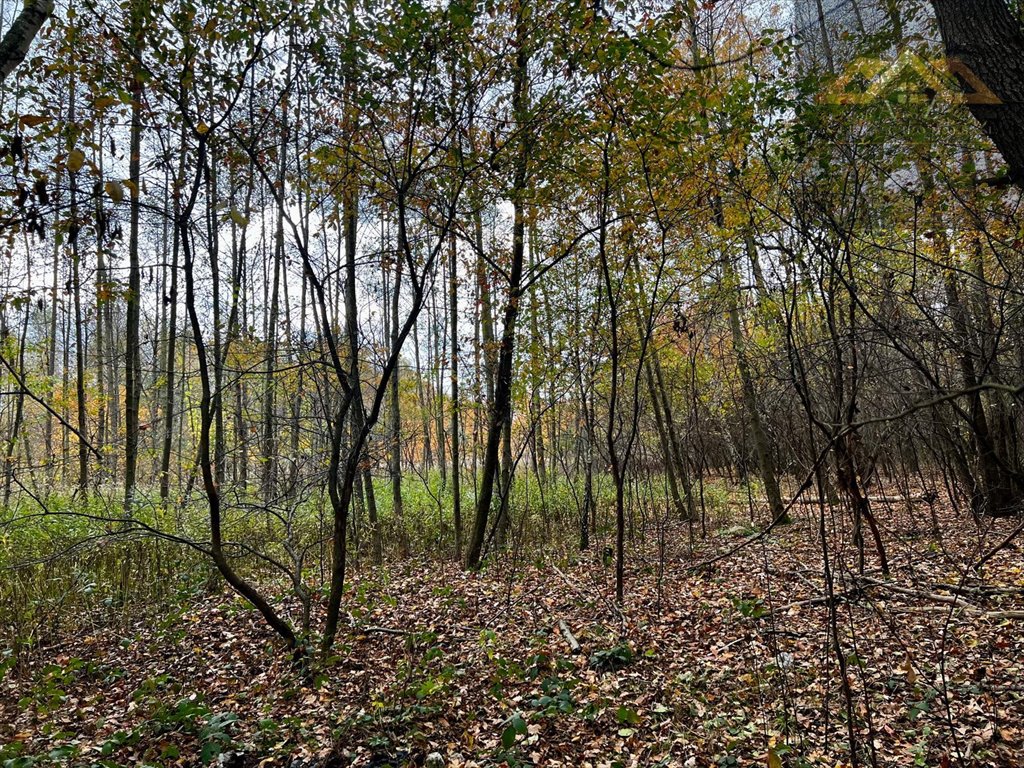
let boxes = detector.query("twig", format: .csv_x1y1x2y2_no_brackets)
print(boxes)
858,576,1024,620
551,563,623,619
558,619,581,653
974,519,1024,571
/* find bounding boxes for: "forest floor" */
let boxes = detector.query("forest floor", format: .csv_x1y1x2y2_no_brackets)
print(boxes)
2,501,1024,768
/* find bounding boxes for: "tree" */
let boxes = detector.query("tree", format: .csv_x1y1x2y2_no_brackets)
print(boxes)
465,0,532,570
931,0,1024,184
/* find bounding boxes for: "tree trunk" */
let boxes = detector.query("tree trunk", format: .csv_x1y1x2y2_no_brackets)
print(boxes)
3,302,29,505
69,85,89,497
931,0,1024,184
160,124,184,504
450,231,463,558
124,9,144,512
0,0,54,82
724,253,787,523
389,228,406,554
181,137,297,652
465,5,529,569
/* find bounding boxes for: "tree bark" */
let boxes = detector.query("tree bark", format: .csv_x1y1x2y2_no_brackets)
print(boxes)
931,0,1024,184
389,220,407,554
181,136,297,652
69,85,89,497
465,4,529,569
0,0,54,82
449,231,463,558
124,7,144,512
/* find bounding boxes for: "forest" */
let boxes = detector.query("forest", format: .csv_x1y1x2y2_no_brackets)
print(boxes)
1,0,1023,765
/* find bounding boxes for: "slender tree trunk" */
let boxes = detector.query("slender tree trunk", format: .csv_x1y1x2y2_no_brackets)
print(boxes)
160,125,184,504
450,231,463,557
124,11,144,511
652,353,697,519
389,234,406,553
263,48,291,500
93,129,108,481
466,5,529,569
3,300,29,505
45,184,60,481
724,252,787,523
413,320,432,471
181,137,297,652
811,0,836,73
69,84,89,496
644,359,687,520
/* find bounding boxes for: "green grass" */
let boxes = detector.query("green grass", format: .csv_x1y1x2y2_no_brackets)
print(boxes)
1,468,766,655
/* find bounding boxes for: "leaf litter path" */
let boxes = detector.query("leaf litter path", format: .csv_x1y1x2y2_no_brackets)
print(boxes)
3,504,1023,767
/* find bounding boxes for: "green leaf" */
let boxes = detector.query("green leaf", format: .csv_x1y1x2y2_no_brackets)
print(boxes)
200,739,222,763
616,706,640,725
512,713,527,734
501,724,517,749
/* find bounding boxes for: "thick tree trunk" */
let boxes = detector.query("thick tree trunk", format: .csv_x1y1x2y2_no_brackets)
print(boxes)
931,0,1024,184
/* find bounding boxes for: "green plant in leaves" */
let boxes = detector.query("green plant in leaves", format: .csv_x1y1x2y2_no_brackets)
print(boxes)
529,676,576,715
198,712,238,763
588,642,634,672
501,712,528,749
731,596,768,619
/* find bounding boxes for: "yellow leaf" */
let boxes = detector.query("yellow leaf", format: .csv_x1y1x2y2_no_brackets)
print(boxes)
197,122,210,135
67,149,85,173
903,656,917,685
93,96,118,110
229,208,248,227
104,180,124,203
767,747,782,768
